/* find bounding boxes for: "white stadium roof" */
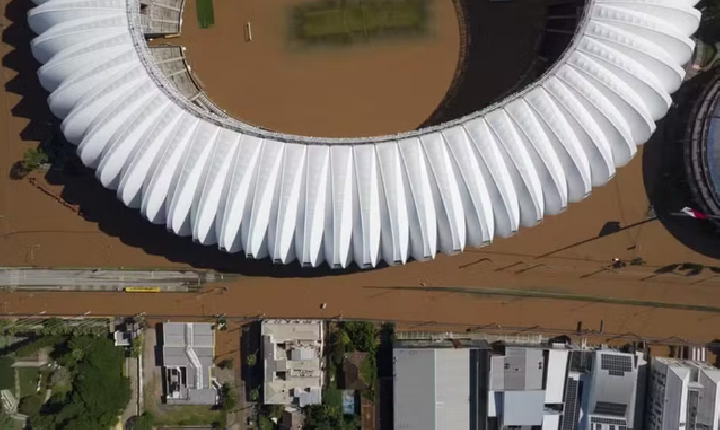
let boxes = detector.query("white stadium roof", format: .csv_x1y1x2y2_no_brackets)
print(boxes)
28,0,701,268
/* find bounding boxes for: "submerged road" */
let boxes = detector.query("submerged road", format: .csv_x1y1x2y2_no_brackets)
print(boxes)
0,277,719,347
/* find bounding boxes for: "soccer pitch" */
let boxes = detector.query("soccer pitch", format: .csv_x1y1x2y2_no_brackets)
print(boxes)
291,0,430,45
196,0,215,29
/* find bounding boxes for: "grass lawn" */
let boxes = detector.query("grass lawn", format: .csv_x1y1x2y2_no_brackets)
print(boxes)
360,355,375,387
18,367,39,397
154,405,224,426
292,0,429,44
324,382,343,414
144,379,222,426
196,0,215,29
50,369,72,395
0,356,14,390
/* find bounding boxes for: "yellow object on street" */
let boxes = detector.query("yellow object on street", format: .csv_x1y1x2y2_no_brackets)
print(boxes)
124,286,161,293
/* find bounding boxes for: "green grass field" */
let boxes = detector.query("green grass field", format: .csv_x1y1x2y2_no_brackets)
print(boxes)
291,0,429,45
18,367,39,397
196,0,215,29
0,356,13,390
154,405,224,426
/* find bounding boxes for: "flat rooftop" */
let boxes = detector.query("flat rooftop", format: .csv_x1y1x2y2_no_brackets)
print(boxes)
262,320,323,406
162,322,216,405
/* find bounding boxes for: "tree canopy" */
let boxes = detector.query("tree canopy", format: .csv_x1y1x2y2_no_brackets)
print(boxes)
133,412,155,430
21,148,49,171
221,383,237,412
0,411,14,429
304,404,359,430
27,336,130,430
20,395,43,417
342,321,378,353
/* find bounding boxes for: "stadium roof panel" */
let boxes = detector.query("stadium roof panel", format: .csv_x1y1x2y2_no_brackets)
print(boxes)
28,0,701,268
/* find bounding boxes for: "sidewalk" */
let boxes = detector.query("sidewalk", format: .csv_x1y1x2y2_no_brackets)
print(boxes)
120,355,139,428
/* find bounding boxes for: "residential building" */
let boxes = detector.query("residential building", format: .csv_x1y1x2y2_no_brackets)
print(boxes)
262,319,323,406
161,322,217,405
647,357,720,430
342,352,369,391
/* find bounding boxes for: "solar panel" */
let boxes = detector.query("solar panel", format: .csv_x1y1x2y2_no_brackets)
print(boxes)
600,354,633,375
593,401,628,417
590,417,628,425
562,378,581,430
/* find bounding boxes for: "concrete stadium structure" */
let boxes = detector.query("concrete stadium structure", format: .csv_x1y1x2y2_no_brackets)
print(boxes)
27,0,701,268
686,72,720,222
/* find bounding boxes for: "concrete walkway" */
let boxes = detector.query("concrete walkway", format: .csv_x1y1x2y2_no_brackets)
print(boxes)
0,268,220,292
120,356,140,427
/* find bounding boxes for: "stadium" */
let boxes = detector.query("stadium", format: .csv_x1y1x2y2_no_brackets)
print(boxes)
686,71,720,222
27,0,700,269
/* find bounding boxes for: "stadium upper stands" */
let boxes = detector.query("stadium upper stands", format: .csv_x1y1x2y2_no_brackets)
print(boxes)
139,0,184,36
27,0,702,268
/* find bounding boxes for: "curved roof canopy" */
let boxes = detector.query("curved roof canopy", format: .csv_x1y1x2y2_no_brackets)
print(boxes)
28,0,701,268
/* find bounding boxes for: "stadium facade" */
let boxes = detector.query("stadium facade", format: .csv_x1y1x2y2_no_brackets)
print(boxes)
28,0,701,268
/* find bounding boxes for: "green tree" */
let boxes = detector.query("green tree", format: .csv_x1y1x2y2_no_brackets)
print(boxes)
246,353,257,366
0,319,11,335
330,329,351,365
41,318,65,336
19,395,43,417
134,412,155,430
30,413,59,429
221,383,237,411
133,313,146,328
259,415,275,430
131,335,144,358
304,404,346,430
342,321,378,353
268,404,285,419
0,411,12,428
21,148,49,172
15,335,66,357
344,414,361,429
219,358,234,370
69,336,96,362
52,337,131,429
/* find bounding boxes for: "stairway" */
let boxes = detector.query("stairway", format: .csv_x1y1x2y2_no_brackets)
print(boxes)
185,323,203,389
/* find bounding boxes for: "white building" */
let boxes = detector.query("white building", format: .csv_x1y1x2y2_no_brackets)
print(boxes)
261,320,323,406
647,357,720,430
488,346,565,428
162,322,217,405
489,346,645,430
26,0,700,268
580,350,644,430
392,339,489,430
